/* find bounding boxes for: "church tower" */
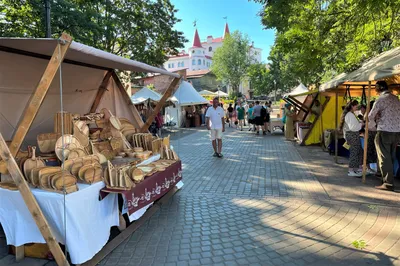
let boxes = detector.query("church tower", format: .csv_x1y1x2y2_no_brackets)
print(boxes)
223,22,230,39
188,28,206,71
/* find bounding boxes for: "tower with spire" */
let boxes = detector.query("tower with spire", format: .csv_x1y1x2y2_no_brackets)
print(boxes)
163,22,261,72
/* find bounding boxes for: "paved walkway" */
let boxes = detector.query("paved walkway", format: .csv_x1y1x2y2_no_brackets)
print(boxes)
101,128,400,266
2,127,400,265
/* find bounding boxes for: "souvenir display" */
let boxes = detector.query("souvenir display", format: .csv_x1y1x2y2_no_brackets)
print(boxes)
23,147,46,180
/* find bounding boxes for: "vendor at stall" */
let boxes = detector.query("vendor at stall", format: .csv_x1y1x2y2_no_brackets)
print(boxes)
283,103,296,141
339,100,363,177
368,80,400,191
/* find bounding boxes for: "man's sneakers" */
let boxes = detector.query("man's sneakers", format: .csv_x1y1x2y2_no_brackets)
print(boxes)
212,152,223,158
348,171,362,177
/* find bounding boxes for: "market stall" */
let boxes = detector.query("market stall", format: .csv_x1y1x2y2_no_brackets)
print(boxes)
0,34,182,265
131,86,162,105
320,46,400,181
165,81,208,127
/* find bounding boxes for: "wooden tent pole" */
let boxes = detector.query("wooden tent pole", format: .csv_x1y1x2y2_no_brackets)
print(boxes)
111,71,145,129
335,92,338,164
139,77,181,133
0,134,70,266
9,33,72,156
319,94,324,150
90,70,113,113
362,81,372,183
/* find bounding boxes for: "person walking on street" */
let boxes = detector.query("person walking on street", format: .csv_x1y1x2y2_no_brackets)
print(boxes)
206,97,226,158
227,103,234,128
253,101,263,135
368,81,400,191
237,104,245,131
247,103,255,131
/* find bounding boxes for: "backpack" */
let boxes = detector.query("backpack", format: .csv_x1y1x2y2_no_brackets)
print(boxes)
260,107,267,118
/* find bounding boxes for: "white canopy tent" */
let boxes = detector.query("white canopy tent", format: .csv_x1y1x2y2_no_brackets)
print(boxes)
284,83,308,97
199,89,215,96
131,86,162,105
165,81,208,127
0,35,180,264
214,90,229,97
0,37,178,144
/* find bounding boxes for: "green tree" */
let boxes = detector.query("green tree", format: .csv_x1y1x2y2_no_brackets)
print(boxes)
254,0,400,86
247,63,270,95
0,0,186,67
211,30,253,93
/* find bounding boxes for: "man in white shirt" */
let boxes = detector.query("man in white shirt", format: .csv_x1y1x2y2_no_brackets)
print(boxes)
206,97,225,158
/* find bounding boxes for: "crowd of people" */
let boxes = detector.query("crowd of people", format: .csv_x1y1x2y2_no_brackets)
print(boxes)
204,98,276,158
340,80,400,191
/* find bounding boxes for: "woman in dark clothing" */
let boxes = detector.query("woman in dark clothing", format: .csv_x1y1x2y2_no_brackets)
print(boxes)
227,104,234,127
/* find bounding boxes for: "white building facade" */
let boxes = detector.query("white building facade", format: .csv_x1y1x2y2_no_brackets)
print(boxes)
163,23,262,97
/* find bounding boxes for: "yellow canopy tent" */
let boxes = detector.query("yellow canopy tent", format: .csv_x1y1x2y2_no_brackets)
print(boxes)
283,89,344,146
320,46,400,182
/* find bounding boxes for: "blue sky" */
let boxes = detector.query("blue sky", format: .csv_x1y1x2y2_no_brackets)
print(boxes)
171,0,275,62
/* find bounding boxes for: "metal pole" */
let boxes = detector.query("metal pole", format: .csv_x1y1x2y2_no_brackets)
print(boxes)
335,91,338,164
45,0,51,38
362,81,372,183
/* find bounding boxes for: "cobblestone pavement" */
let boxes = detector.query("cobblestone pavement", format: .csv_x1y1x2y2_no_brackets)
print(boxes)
101,128,400,266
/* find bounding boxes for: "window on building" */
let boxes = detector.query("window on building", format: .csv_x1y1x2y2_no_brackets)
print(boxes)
192,59,196,65
168,64,170,68
192,50,195,54
203,60,205,65
181,61,184,67
198,59,201,65
177,62,180,67
209,47,212,52
172,63,174,68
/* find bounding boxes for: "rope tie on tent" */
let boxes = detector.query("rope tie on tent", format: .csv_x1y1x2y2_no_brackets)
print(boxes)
344,85,352,102
361,85,367,106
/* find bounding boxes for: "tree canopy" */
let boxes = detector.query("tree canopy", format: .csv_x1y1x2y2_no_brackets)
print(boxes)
254,0,400,89
0,0,187,67
211,31,253,93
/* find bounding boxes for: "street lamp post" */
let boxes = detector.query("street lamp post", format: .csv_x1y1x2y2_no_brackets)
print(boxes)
273,79,277,103
45,0,51,38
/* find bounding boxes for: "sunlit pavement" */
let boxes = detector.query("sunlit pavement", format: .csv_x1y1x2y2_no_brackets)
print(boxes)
2,127,399,266
100,127,400,266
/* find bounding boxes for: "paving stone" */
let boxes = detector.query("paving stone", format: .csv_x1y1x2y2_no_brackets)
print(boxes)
4,128,400,266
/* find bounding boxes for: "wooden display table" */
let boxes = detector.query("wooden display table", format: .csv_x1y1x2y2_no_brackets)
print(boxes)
100,160,182,215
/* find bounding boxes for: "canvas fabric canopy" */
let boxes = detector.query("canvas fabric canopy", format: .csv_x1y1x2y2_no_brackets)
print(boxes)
320,47,400,91
0,38,179,78
284,83,308,97
199,90,215,96
169,81,208,106
131,87,162,105
0,37,178,145
214,91,229,97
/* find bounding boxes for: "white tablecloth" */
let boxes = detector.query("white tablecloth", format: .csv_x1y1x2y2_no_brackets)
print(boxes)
0,182,119,264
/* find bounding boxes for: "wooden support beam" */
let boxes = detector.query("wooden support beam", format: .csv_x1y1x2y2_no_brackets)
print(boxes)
300,97,330,146
0,134,69,266
289,95,319,115
90,70,113,113
335,92,339,164
139,77,181,133
362,81,372,183
15,246,24,262
111,71,145,130
9,33,72,157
